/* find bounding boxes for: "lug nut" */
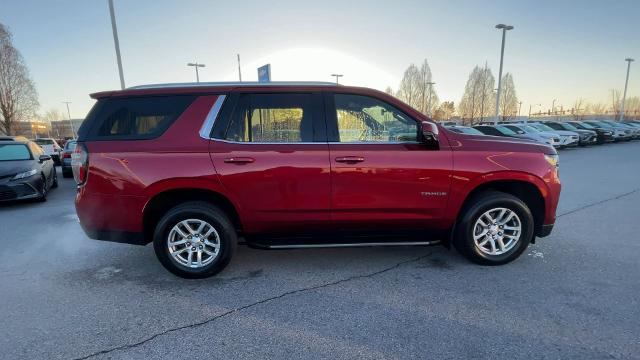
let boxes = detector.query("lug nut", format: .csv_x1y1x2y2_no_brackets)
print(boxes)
191,247,196,251
499,225,504,229
199,245,203,249
186,242,191,246
498,232,503,236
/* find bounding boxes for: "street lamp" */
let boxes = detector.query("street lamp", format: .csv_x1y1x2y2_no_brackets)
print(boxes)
494,23,514,124
108,0,125,89
331,74,343,85
527,103,542,123
619,58,635,121
187,62,206,82
62,101,77,138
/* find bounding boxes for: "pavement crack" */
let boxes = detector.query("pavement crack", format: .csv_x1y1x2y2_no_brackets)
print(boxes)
557,188,640,218
72,251,434,360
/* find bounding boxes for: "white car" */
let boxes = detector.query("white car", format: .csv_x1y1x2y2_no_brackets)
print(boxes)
502,124,561,147
33,138,62,164
528,123,579,148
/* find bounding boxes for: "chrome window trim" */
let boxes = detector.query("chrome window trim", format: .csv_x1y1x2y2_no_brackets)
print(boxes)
208,139,422,145
199,95,227,140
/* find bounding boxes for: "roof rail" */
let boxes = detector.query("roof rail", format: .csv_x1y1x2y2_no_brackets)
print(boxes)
128,81,338,90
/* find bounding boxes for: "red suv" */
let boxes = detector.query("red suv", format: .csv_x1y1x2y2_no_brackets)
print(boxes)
73,82,560,278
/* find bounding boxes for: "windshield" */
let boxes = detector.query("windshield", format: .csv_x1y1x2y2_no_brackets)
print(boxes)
0,144,31,161
576,122,595,129
34,139,54,145
458,127,484,135
495,126,517,135
522,125,540,133
589,121,611,128
532,123,555,132
560,123,578,130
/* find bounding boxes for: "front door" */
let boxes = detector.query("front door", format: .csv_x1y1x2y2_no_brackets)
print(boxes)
326,93,452,231
209,92,330,235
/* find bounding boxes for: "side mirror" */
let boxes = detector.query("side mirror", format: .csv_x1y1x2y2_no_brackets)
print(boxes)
39,154,51,162
421,121,439,142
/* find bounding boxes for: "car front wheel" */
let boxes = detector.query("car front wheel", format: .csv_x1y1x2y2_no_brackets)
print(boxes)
153,201,237,278
454,191,534,265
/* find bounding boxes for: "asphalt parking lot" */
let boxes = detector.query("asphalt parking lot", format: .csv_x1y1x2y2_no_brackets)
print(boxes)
1,142,639,360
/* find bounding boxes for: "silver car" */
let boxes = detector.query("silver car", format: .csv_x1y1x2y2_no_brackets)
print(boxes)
502,124,561,147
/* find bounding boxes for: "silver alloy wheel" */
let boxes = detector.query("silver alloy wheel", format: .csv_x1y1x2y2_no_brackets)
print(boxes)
472,207,521,256
167,219,220,269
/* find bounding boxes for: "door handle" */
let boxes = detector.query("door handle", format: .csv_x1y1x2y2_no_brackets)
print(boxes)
335,156,365,164
224,157,255,164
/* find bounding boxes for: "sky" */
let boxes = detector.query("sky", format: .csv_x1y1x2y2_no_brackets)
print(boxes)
1,0,638,118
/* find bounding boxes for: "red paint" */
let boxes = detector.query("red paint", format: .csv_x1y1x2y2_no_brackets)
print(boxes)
76,85,560,243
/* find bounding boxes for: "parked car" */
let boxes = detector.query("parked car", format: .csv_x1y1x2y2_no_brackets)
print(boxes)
0,140,57,202
73,82,561,278
32,138,62,165
501,124,561,147
583,121,630,141
472,125,532,140
60,140,77,178
602,121,640,140
541,121,597,146
0,135,29,142
444,125,485,135
566,121,614,144
528,123,579,148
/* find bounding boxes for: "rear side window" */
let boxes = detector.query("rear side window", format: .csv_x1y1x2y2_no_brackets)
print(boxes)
34,139,54,145
83,95,196,140
224,93,316,143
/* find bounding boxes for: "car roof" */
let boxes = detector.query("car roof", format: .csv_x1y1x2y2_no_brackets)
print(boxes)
91,82,380,99
0,140,29,145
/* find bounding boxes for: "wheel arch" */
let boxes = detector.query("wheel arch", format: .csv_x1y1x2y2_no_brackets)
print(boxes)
142,187,242,246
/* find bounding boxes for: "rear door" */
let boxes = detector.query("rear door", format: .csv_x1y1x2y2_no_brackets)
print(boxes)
326,92,452,232
208,92,331,235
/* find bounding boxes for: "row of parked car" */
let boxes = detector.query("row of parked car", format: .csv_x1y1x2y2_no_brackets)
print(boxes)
445,120,640,148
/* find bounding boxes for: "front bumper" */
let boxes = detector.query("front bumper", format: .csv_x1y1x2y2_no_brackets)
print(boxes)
0,179,43,202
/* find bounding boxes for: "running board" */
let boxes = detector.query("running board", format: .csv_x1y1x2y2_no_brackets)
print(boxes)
250,240,441,250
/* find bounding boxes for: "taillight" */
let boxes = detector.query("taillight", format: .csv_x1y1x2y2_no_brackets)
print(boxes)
71,143,89,185
63,152,71,159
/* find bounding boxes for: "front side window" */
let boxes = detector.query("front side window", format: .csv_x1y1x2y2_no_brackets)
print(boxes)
0,144,31,161
334,94,418,143
495,126,517,135
224,94,314,143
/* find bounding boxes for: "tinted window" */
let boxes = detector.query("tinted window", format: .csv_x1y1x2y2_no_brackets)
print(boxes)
224,93,315,143
504,125,525,134
474,126,499,135
334,94,418,143
86,95,196,140
0,144,31,161
495,126,517,135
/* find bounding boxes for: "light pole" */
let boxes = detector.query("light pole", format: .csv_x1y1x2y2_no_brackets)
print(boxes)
551,98,556,114
518,101,522,117
108,0,125,89
237,54,242,82
619,58,634,121
187,62,205,82
426,82,436,117
527,103,541,123
62,101,77,138
494,23,514,124
331,74,343,85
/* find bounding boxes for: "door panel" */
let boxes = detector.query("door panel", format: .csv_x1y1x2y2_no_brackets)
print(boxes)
208,92,330,235
326,92,452,230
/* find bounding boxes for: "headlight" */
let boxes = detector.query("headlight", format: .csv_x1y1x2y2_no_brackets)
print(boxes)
11,169,38,180
544,154,559,168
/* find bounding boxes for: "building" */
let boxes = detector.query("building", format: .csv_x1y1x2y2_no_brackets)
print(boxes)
50,119,84,139
11,120,51,139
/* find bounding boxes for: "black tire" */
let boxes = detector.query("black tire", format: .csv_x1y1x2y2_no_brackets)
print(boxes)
453,191,534,265
51,168,58,188
153,201,237,279
37,175,48,202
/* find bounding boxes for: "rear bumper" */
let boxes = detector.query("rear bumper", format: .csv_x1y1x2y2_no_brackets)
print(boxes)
83,228,147,245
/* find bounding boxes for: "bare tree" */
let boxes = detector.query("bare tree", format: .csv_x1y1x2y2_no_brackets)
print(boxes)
586,102,607,116
384,86,394,96
610,89,621,118
0,23,39,135
499,73,518,120
396,64,421,110
433,101,455,121
416,59,439,116
572,98,586,120
459,66,495,125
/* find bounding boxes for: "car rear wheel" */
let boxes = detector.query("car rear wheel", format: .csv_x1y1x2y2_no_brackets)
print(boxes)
153,201,237,279
454,191,534,265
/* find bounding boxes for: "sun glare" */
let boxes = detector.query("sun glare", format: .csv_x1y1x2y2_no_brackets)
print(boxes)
224,48,397,90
